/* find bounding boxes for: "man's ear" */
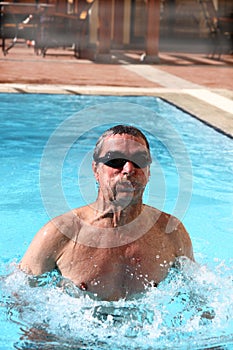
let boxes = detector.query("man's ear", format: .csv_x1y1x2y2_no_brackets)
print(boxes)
92,161,99,182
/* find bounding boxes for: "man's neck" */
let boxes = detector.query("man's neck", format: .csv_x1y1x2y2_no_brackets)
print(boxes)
92,196,144,228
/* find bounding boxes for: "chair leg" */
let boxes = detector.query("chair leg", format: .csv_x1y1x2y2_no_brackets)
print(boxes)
2,38,5,54
74,43,80,58
4,36,18,55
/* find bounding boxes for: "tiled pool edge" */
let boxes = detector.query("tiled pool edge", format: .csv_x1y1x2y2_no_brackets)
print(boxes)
0,83,232,138
157,92,233,139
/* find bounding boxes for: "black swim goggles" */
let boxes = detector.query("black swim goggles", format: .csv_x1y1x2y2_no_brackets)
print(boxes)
94,151,152,169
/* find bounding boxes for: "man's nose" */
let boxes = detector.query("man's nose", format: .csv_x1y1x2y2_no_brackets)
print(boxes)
122,161,135,174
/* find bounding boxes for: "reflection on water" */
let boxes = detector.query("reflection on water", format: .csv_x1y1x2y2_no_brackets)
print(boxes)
0,257,232,350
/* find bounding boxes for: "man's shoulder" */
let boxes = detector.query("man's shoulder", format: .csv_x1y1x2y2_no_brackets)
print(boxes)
143,205,194,260
73,204,94,220
145,205,181,226
48,205,92,241
42,202,92,228
143,204,182,233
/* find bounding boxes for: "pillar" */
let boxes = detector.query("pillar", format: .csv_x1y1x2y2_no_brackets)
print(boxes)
113,0,124,47
97,0,112,59
144,0,160,63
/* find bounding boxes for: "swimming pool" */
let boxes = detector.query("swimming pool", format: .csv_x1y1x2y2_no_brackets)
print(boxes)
0,93,232,349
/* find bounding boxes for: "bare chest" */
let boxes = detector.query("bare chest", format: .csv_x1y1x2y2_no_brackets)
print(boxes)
56,235,176,300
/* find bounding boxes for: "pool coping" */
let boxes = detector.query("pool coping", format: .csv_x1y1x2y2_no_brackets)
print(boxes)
0,83,232,138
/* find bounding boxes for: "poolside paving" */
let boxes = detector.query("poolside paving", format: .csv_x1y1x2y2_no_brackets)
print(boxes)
0,43,232,137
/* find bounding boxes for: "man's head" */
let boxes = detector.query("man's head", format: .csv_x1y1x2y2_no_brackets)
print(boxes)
93,125,151,162
92,125,152,207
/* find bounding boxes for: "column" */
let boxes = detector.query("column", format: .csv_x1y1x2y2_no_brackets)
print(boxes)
113,0,124,47
144,0,160,63
97,0,112,60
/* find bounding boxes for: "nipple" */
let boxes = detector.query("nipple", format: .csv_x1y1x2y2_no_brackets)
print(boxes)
79,282,88,291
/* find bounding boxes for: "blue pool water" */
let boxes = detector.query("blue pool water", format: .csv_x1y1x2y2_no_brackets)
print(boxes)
0,93,232,349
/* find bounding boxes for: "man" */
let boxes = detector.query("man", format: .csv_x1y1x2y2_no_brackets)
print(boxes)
20,125,194,301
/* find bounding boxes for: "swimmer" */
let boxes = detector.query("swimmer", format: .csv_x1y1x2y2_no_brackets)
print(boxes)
20,125,194,301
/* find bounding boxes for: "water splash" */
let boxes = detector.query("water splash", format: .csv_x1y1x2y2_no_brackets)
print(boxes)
0,258,232,350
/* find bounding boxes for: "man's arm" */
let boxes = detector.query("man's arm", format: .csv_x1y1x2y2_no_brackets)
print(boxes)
165,213,194,261
19,220,69,275
174,221,195,261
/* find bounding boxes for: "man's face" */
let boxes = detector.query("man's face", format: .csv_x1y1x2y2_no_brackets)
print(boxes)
93,134,151,208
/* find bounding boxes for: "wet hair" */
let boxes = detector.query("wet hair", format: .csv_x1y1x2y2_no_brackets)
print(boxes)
93,124,151,161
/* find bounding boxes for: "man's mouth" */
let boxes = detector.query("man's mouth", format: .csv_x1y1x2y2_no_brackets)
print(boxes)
116,181,138,192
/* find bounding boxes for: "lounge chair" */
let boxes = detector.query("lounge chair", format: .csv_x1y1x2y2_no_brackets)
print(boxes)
0,3,39,55
199,0,233,59
34,0,96,58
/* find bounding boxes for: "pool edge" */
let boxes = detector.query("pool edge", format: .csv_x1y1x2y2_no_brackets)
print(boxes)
0,83,232,138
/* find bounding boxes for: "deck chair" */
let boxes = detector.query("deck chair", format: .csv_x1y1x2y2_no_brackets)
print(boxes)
0,4,38,55
198,0,232,59
35,0,95,58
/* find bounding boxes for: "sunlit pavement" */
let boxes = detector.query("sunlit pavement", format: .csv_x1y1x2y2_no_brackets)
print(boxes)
0,41,232,137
